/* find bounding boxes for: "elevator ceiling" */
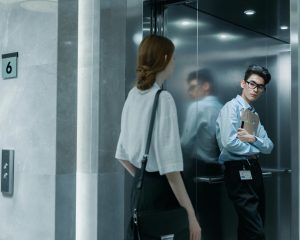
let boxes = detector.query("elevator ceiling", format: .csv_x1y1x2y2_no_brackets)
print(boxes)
144,0,290,43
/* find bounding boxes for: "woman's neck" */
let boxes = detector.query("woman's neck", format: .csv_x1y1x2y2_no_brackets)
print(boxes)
156,72,166,87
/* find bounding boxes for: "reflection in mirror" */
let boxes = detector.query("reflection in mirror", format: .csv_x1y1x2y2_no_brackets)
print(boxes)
162,1,291,240
180,68,223,240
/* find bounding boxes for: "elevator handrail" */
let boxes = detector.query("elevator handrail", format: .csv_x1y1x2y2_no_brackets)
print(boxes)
260,168,292,174
194,171,272,184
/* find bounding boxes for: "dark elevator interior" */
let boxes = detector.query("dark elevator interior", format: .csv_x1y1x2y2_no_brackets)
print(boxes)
125,1,292,239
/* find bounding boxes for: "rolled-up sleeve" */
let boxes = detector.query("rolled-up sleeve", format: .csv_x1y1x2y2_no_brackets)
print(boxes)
115,101,129,161
252,122,274,154
115,132,129,160
218,103,260,156
153,92,183,175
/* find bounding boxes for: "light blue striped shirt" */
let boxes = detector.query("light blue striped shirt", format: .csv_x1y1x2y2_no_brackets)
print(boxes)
216,95,274,163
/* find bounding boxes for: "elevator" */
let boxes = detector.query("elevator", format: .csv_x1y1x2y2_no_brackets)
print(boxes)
123,0,294,239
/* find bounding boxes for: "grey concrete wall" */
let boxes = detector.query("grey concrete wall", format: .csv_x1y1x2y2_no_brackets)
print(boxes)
76,0,142,239
55,0,78,239
0,0,142,239
0,1,58,240
98,0,131,239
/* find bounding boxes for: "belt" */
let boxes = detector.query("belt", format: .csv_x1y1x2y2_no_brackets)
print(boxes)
224,158,259,168
248,155,258,160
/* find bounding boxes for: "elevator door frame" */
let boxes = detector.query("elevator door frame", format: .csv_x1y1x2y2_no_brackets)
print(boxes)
143,0,297,239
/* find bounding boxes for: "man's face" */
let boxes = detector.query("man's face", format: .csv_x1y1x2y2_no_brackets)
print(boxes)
241,74,266,103
188,79,207,100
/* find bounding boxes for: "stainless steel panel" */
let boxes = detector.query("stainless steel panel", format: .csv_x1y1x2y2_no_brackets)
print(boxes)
161,3,291,240
290,0,300,238
148,0,290,43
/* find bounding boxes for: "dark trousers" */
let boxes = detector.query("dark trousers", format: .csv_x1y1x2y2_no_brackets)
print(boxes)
184,159,223,240
127,170,180,240
224,159,265,240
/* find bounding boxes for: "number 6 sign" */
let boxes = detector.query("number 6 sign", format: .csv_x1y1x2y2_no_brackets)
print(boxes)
2,52,18,79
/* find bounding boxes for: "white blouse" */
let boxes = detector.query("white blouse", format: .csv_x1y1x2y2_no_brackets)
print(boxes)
115,83,183,175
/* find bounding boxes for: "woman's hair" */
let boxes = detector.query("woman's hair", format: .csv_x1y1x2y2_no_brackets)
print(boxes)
136,35,175,90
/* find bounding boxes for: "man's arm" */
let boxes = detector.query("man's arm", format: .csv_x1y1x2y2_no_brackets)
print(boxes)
218,103,260,155
251,123,274,154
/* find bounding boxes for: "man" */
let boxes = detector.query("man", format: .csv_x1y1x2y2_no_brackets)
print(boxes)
216,64,274,240
181,68,223,240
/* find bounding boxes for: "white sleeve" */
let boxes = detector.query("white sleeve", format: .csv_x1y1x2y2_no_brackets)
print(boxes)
115,131,129,160
153,91,184,175
252,121,274,154
115,100,129,160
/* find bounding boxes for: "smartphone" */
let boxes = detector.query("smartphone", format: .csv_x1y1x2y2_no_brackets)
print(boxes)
241,121,245,128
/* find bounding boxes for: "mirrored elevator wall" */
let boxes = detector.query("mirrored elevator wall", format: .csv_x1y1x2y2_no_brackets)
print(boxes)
138,1,292,239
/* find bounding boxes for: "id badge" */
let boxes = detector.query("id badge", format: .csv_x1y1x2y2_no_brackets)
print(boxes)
161,234,174,240
239,170,252,180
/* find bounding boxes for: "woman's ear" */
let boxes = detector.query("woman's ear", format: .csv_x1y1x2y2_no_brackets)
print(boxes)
164,55,168,61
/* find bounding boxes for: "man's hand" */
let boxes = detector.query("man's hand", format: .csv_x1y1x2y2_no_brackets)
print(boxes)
237,128,256,143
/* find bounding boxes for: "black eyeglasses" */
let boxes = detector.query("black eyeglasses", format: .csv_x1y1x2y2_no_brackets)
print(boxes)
246,80,266,92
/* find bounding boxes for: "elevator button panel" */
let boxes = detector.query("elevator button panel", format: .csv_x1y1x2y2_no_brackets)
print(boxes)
1,149,14,195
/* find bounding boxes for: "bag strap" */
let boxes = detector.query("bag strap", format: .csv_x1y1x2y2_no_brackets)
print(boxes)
136,89,162,190
132,89,162,237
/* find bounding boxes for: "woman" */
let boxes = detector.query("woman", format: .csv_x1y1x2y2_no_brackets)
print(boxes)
115,35,201,240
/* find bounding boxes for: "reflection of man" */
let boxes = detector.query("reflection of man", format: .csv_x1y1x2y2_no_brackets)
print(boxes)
181,69,222,161
181,69,223,240
216,65,274,240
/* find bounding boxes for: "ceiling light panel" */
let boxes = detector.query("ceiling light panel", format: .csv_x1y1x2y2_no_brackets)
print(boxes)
244,9,256,15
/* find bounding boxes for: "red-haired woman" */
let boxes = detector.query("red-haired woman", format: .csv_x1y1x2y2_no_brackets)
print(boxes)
116,35,201,240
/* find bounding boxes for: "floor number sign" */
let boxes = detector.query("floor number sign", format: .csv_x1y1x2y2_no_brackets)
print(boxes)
2,52,18,79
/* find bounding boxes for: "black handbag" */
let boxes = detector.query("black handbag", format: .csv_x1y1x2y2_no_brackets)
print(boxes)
132,89,189,240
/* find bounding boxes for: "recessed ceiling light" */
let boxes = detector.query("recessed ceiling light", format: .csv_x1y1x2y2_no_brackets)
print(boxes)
177,19,197,28
173,19,204,29
280,25,289,30
219,34,228,40
216,33,241,41
244,9,256,15
180,20,192,26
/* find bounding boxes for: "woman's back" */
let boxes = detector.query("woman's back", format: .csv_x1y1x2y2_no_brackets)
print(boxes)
116,83,183,175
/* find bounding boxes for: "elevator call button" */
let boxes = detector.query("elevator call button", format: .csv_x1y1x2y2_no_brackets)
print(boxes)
1,149,14,195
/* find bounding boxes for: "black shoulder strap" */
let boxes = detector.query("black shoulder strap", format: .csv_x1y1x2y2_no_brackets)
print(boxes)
136,89,162,189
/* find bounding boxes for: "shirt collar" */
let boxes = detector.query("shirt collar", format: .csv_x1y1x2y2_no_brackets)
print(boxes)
203,95,217,101
153,82,161,89
137,82,161,94
235,95,255,111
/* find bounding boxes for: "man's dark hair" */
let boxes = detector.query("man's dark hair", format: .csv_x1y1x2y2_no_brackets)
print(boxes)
187,68,214,86
244,64,271,84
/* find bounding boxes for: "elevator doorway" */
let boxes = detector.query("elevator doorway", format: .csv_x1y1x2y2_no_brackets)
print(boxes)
140,1,292,239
